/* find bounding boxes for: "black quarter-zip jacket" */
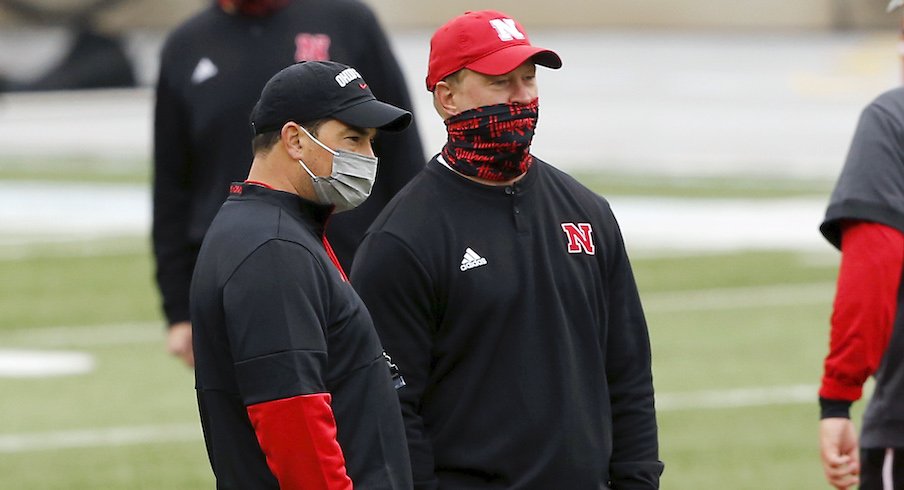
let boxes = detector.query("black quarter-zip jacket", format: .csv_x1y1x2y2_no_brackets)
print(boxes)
191,183,411,489
351,157,663,489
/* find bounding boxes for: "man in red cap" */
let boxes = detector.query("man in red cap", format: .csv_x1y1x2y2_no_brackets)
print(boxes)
351,10,664,489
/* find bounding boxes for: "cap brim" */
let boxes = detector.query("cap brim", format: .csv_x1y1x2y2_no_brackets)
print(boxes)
467,45,562,77
332,99,412,132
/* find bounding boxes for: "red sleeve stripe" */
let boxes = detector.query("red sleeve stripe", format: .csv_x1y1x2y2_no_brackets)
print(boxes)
246,393,353,490
820,220,904,401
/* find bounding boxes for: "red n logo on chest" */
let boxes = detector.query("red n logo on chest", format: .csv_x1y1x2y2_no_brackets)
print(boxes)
561,223,595,255
294,33,331,62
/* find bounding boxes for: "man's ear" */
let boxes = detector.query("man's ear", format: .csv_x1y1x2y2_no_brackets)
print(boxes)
433,81,458,119
281,122,304,160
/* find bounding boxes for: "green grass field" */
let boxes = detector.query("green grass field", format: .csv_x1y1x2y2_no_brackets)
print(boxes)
0,167,849,489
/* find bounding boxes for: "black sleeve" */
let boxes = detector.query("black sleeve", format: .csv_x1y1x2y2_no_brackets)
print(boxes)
821,96,904,248
223,240,331,404
820,397,853,419
600,205,664,488
351,231,439,490
152,47,195,325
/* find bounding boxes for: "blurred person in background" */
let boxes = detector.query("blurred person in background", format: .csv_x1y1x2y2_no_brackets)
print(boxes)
818,86,904,490
0,0,135,91
351,10,663,489
153,0,424,367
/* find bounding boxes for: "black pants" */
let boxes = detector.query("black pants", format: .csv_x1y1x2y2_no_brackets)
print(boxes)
861,448,904,490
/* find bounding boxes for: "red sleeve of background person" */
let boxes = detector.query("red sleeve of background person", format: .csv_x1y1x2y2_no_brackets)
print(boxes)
246,393,353,490
820,220,904,402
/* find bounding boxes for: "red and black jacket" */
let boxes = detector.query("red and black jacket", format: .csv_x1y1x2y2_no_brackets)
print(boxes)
191,183,411,489
820,86,904,449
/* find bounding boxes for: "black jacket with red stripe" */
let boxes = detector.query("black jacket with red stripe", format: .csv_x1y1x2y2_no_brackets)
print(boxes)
190,183,411,489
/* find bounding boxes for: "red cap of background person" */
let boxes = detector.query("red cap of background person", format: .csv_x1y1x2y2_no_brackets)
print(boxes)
426,10,562,91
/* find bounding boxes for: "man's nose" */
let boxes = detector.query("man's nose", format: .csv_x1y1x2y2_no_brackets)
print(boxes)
510,81,535,105
362,142,376,158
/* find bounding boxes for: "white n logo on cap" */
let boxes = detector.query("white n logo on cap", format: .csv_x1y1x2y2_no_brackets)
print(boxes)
489,18,525,41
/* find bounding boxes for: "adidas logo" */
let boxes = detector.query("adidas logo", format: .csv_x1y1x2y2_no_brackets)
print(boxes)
191,57,218,85
460,247,487,271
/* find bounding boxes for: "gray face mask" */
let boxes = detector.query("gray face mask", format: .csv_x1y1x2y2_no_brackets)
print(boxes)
297,126,378,213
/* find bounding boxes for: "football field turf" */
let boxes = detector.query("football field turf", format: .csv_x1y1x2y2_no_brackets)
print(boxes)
0,172,848,489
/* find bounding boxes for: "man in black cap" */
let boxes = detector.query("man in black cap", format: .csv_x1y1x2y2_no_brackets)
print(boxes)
190,60,412,489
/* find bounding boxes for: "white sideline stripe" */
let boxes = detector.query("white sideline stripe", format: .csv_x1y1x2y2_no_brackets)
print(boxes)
0,283,836,349
2,322,162,347
0,423,201,453
642,282,834,313
0,385,818,454
657,384,817,411
0,385,819,452
0,236,147,261
0,349,94,377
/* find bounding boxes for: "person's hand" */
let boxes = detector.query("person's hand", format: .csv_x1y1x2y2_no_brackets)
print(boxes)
166,321,194,368
820,417,860,489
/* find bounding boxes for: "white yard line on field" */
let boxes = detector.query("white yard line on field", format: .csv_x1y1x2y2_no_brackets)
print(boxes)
641,282,835,313
0,282,836,351
0,349,94,377
0,423,201,453
2,322,162,348
0,236,148,261
656,384,818,411
0,383,822,453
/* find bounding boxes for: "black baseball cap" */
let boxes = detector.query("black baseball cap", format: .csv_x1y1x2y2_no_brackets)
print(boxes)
250,61,412,134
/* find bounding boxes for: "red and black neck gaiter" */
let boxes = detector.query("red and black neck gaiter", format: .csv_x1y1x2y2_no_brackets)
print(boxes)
217,0,289,16
441,99,539,182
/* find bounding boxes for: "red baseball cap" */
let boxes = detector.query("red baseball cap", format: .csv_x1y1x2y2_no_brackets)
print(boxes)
426,10,562,91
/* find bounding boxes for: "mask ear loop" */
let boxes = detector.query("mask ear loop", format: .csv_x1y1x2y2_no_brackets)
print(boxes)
298,158,318,179
296,124,334,179
298,125,338,156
